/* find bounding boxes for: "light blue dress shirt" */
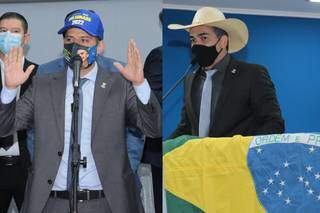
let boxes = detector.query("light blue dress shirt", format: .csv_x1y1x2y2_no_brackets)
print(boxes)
26,57,146,179
0,62,151,190
53,64,100,190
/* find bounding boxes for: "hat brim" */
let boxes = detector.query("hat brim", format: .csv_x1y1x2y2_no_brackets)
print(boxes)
168,18,248,53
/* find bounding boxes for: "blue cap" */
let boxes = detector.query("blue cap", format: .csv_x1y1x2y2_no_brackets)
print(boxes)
58,9,104,40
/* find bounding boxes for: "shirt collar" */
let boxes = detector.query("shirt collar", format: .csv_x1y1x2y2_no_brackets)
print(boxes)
67,62,98,84
213,53,230,73
198,54,230,77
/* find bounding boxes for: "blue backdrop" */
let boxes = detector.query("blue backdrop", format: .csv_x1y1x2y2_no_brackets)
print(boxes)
163,8,320,139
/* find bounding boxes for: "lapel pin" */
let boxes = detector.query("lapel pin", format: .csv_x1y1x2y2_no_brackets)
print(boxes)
231,69,237,74
101,82,107,88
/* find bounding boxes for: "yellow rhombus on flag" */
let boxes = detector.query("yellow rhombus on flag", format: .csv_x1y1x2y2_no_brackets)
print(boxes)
164,135,265,213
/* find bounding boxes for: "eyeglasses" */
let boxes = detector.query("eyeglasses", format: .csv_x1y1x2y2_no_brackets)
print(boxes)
63,35,96,46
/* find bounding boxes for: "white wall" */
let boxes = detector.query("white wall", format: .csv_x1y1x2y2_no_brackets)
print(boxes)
0,0,162,64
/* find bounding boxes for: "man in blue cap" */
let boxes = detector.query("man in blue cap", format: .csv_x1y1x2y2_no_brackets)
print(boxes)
26,10,146,191
0,9,161,213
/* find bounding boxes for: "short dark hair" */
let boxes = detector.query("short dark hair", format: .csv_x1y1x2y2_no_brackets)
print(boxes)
213,27,228,39
0,12,28,33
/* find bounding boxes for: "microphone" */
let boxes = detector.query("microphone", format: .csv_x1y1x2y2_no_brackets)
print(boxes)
162,57,199,101
71,55,83,87
69,54,85,213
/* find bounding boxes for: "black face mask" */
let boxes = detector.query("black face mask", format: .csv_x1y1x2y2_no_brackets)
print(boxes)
191,40,222,67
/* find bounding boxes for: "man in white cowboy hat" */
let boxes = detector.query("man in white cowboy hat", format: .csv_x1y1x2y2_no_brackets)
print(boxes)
169,7,284,138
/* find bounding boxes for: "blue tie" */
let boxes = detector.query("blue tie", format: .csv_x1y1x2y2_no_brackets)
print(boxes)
199,69,217,137
66,78,88,189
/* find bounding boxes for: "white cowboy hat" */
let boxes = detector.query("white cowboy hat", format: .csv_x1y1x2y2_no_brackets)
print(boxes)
168,7,249,53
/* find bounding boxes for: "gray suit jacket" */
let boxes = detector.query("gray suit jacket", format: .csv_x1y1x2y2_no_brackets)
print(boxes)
0,65,161,213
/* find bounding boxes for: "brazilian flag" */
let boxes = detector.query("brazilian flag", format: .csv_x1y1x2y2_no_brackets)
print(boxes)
164,134,320,213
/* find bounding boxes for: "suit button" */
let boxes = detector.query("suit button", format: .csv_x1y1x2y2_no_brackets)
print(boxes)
58,151,62,156
47,179,53,184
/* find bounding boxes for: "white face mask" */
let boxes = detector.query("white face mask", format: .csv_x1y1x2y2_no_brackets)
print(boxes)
0,31,23,54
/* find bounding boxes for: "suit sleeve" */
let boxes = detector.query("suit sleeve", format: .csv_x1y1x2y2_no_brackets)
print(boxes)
169,104,192,139
251,67,285,134
169,78,192,139
125,80,162,138
143,47,162,104
0,77,35,137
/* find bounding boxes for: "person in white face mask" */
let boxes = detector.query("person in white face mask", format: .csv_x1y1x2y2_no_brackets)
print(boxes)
0,12,38,212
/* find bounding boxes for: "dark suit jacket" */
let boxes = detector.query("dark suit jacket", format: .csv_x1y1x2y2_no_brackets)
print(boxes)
0,65,161,213
171,57,285,138
142,46,162,168
144,46,162,104
0,59,38,171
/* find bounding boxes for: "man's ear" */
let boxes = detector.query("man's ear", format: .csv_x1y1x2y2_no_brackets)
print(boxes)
220,35,228,50
22,33,30,46
97,40,105,55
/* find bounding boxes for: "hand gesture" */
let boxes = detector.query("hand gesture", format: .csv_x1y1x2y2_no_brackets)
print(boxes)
4,47,35,89
113,40,144,86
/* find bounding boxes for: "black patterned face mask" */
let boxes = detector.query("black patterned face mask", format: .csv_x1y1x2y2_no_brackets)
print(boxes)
63,43,87,66
191,39,222,67
63,43,98,68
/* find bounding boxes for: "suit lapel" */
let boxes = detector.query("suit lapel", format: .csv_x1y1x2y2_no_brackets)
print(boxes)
185,70,198,128
50,69,67,144
213,58,240,124
91,68,114,137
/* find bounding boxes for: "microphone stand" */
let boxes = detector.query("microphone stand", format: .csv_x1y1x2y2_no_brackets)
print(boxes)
162,63,199,101
69,55,87,213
